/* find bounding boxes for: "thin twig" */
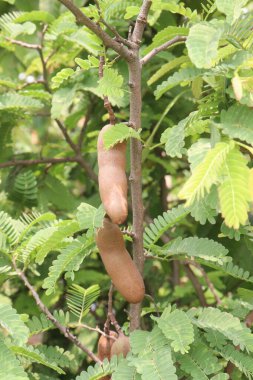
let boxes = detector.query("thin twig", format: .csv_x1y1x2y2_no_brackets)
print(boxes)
71,323,117,341
13,260,101,364
98,55,116,125
93,0,133,48
57,0,132,61
184,264,207,307
141,36,187,65
0,157,80,169
5,37,41,50
55,119,78,152
38,49,51,92
186,260,221,305
18,80,46,90
104,284,122,335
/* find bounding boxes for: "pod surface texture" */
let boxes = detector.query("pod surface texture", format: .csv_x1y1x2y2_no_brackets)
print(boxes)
95,218,145,304
97,124,128,224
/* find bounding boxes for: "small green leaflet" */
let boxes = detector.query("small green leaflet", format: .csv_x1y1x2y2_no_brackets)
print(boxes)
102,123,141,149
0,304,29,345
124,6,140,19
218,146,250,229
220,105,253,145
76,203,105,230
51,68,74,89
97,67,124,100
179,142,233,205
186,21,223,68
14,11,55,24
157,308,194,354
216,0,248,24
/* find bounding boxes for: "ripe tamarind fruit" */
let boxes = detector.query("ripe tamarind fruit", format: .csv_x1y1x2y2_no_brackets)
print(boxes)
111,334,130,358
95,218,145,304
97,124,128,224
97,331,118,361
97,331,118,380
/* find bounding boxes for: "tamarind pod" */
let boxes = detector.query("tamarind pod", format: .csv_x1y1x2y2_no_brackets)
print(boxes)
97,331,117,380
97,331,118,361
111,335,130,358
95,218,145,304
97,124,128,224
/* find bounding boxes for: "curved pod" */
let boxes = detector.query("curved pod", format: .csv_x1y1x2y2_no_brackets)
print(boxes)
111,335,130,358
97,331,118,361
95,218,145,304
97,124,128,224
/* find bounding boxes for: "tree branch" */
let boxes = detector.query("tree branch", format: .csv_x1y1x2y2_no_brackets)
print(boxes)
93,0,133,48
0,157,79,169
131,0,152,44
128,0,152,331
57,0,132,61
186,260,221,305
141,36,187,65
184,264,207,307
13,260,101,364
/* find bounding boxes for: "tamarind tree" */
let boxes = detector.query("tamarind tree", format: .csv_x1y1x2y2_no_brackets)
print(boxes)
0,0,253,378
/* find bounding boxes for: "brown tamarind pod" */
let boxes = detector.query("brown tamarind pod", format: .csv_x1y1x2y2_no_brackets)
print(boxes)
111,335,130,358
97,331,118,361
97,124,128,224
95,218,145,304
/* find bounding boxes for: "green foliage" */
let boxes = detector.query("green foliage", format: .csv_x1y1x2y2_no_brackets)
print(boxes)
179,142,233,205
189,307,253,352
9,170,38,207
43,235,95,295
154,67,203,99
51,68,75,89
221,105,253,145
164,237,229,265
156,308,194,354
1,1,253,378
97,67,124,103
0,339,28,380
76,203,105,231
0,303,29,345
15,11,55,24
10,346,65,374
143,26,189,55
144,205,189,247
216,0,248,24
218,146,250,229
27,310,69,335
148,56,189,86
66,284,100,322
102,123,141,149
186,22,223,68
35,220,80,264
